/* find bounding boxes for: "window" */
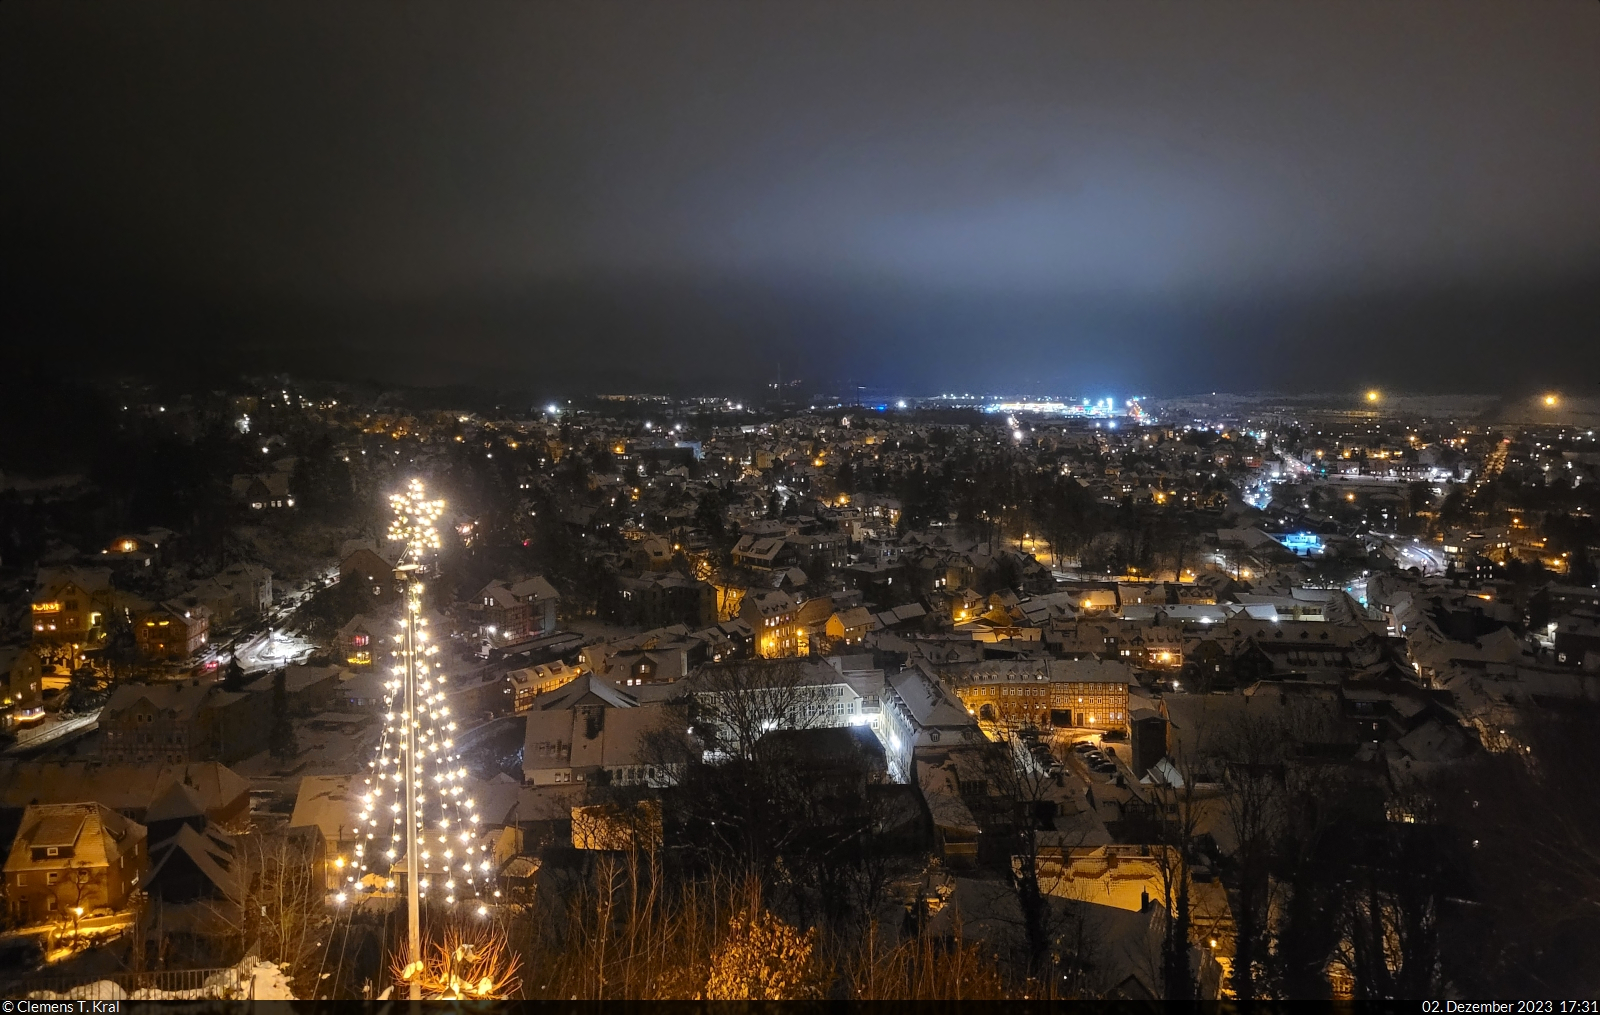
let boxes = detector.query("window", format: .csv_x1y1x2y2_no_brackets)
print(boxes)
46,846,58,857
47,871,60,884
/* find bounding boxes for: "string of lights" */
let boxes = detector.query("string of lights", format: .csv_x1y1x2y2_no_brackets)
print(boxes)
342,480,497,923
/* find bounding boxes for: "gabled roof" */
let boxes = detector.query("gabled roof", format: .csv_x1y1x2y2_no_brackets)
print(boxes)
144,780,208,825
4,803,145,873
288,775,361,843
744,590,795,618
508,659,580,686
144,822,241,903
104,682,213,721
833,606,876,631
891,667,979,730
536,673,638,711
507,576,559,602
243,664,342,696
339,612,389,637
34,566,113,597
732,534,786,561
31,811,89,849
523,701,672,774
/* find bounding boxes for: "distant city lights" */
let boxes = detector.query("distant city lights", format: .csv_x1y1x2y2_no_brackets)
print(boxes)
982,396,1145,419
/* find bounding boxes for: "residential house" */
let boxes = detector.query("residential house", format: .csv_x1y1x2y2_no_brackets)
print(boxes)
100,683,264,764
339,540,404,606
334,670,390,709
826,606,879,646
243,664,341,715
731,535,786,571
789,533,848,574
1553,614,1600,669
339,613,386,669
4,803,147,925
31,568,113,652
521,676,673,787
2,646,45,716
231,470,295,510
0,761,251,826
631,535,675,571
593,646,689,688
135,602,211,660
181,579,241,628
741,590,799,659
508,660,584,711
101,534,160,569
614,572,716,629
216,563,273,618
474,576,561,645
881,666,987,781
288,774,364,863
140,781,241,909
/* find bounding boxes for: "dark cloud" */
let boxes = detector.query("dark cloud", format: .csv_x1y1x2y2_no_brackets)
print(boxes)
4,1,1598,394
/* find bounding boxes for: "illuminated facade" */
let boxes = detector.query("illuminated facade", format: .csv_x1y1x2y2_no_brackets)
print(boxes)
31,579,107,649
946,658,1131,730
2,647,45,715
340,614,381,668
741,590,799,658
473,576,560,645
135,603,210,660
507,660,583,711
4,803,147,926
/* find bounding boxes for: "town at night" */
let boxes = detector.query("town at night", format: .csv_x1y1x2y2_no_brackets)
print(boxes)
2,0,1599,1005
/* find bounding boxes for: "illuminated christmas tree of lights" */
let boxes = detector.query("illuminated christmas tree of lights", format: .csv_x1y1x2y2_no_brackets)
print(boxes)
344,479,497,919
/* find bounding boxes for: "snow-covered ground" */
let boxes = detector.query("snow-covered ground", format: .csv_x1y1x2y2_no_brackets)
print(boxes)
26,957,296,1001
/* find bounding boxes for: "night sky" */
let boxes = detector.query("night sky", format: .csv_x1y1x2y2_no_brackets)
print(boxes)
4,1,1598,396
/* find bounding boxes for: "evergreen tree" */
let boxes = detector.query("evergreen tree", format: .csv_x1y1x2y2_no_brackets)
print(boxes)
221,656,249,692
1163,871,1196,1000
65,666,106,713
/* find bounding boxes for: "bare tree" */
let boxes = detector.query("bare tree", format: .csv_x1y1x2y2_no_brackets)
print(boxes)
1218,710,1289,999
1147,777,1199,998
235,830,330,994
688,659,828,762
975,726,1063,987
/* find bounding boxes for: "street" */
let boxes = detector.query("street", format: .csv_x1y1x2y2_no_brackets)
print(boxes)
5,709,101,756
232,628,317,673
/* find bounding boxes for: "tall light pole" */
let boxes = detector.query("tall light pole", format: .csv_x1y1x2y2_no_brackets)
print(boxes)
351,479,490,999
387,481,443,1001
399,562,423,1000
